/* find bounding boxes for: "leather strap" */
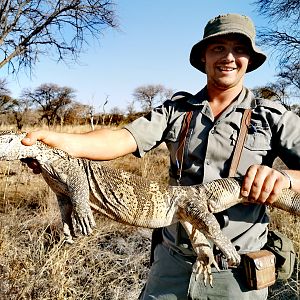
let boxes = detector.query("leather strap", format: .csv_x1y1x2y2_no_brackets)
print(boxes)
176,108,252,181
228,109,252,177
175,111,193,183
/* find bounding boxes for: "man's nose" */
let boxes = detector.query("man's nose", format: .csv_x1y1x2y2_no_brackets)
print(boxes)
222,50,235,62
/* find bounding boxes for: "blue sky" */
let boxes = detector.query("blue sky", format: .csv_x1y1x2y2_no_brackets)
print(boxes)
1,0,277,113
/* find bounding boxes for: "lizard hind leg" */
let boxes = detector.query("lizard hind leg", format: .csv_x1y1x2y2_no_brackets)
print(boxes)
178,200,241,266
57,195,76,244
180,220,219,287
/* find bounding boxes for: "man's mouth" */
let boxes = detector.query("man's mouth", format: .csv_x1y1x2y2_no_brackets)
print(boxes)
217,66,237,72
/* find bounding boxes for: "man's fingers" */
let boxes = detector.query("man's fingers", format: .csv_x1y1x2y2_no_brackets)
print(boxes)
241,165,258,197
257,175,277,203
242,165,289,205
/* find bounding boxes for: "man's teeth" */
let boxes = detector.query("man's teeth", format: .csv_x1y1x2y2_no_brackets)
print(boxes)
219,67,236,71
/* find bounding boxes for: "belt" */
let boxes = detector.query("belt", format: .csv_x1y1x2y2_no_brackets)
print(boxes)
162,240,240,270
214,252,239,270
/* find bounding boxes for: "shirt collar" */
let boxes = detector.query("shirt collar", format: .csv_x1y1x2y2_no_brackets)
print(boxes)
187,86,256,110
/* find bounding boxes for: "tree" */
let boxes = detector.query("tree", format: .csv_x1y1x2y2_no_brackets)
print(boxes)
277,64,300,93
62,102,92,126
253,0,300,68
126,99,136,116
0,78,16,113
133,84,172,112
291,104,300,117
0,0,118,73
11,97,32,130
22,83,75,127
253,79,291,104
252,86,279,100
254,0,300,103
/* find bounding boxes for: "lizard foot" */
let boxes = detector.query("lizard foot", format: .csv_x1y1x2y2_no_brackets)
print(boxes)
215,242,241,266
73,207,96,236
63,222,75,244
192,243,220,287
180,220,220,286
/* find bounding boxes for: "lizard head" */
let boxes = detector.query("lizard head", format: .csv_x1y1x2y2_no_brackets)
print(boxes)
0,130,27,160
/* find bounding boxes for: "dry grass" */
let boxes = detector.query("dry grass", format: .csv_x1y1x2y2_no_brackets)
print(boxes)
0,158,153,300
0,125,299,299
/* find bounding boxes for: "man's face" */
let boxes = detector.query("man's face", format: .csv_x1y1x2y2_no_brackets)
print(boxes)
202,35,251,91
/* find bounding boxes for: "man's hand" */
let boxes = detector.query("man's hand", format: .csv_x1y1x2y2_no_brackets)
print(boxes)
241,165,291,204
21,130,56,175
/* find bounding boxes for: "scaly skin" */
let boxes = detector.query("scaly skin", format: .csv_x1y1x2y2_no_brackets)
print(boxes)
202,177,300,216
0,131,299,285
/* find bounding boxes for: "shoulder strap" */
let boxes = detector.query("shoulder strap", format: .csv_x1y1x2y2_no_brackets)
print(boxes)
176,108,252,182
175,111,193,183
171,91,194,101
228,109,252,177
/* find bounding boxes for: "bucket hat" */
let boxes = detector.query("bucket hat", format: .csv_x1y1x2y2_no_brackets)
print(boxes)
190,14,267,73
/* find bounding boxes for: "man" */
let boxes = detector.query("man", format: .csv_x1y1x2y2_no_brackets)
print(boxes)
23,14,300,299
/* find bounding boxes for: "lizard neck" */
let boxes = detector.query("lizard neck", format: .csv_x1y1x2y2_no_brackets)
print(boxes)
10,138,70,162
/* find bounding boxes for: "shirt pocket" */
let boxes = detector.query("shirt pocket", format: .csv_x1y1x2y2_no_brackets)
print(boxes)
230,121,272,151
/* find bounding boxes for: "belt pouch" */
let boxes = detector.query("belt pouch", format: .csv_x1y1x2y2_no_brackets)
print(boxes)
243,250,276,290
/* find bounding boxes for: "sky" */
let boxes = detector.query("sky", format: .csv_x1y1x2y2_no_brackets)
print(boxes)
1,0,277,113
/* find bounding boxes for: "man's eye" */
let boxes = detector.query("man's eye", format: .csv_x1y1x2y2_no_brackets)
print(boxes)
213,46,224,52
235,47,248,54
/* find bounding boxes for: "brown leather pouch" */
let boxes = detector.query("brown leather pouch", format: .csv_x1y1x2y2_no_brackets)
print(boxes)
243,250,276,290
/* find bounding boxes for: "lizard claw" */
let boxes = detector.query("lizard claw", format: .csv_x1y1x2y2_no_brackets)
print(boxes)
193,255,219,287
73,208,96,236
63,222,75,244
219,244,241,266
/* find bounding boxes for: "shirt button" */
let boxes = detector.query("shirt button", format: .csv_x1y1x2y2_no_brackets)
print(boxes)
206,160,210,165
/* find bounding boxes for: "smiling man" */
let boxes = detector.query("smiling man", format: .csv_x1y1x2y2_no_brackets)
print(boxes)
22,14,300,300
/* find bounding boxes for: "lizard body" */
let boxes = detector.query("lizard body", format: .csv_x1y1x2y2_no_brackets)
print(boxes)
1,131,299,285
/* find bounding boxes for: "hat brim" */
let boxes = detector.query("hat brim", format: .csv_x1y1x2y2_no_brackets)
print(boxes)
190,33,267,73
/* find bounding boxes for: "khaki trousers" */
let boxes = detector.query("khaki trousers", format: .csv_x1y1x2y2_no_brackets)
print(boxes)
139,243,268,300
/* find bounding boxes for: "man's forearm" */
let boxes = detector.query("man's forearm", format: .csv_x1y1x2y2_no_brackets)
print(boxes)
283,170,300,193
22,128,137,160
77,128,137,160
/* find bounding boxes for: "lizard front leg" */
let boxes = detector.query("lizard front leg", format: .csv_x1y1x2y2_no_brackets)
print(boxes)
67,170,96,235
179,200,241,266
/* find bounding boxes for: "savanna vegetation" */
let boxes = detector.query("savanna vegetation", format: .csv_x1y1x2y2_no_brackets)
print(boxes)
0,125,299,299
0,0,300,299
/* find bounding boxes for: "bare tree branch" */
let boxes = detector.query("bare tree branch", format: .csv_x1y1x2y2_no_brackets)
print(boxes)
0,77,17,113
277,63,300,91
0,0,118,73
253,0,300,68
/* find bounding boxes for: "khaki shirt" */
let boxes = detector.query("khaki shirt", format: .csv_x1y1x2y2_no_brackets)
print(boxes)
125,87,300,255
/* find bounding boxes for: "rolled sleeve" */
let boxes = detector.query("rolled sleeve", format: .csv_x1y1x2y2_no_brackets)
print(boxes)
275,110,300,169
124,106,169,157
